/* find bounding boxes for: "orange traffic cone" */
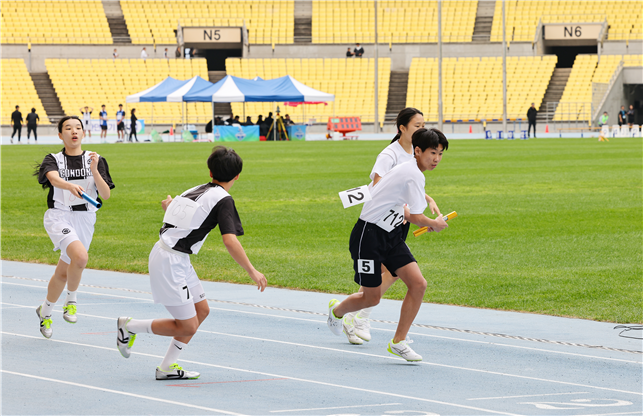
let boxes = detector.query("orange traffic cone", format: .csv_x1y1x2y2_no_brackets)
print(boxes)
469,125,472,133
545,124,549,133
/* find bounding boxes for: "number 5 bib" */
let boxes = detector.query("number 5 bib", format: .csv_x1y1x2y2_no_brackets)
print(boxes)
376,205,405,232
163,196,202,229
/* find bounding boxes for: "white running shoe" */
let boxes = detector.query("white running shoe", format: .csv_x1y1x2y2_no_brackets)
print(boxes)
62,301,77,323
342,313,363,345
327,299,343,336
116,317,136,358
156,364,200,380
387,338,422,362
36,306,52,339
353,311,372,342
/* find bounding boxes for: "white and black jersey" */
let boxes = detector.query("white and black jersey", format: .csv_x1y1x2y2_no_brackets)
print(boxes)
369,140,414,181
38,149,115,212
159,183,244,255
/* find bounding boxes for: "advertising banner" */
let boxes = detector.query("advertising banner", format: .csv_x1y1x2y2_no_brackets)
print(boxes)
88,120,144,135
287,125,307,141
212,126,260,142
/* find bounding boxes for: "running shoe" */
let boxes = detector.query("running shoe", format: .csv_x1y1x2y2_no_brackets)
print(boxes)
327,299,343,336
62,301,77,324
116,317,136,358
353,311,372,342
155,364,200,380
342,313,363,345
36,306,52,339
387,338,422,362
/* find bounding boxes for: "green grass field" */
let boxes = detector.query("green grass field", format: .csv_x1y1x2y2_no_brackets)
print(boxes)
2,138,641,323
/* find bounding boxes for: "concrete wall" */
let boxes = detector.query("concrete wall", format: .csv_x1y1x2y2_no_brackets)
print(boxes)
593,67,642,126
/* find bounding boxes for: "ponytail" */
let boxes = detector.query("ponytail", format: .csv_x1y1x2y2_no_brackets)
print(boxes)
391,107,423,143
390,133,401,144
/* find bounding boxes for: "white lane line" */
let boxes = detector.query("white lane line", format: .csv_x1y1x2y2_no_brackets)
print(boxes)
576,412,643,416
4,285,640,365
0,332,521,416
270,403,401,413
2,301,642,396
468,392,590,401
1,370,245,415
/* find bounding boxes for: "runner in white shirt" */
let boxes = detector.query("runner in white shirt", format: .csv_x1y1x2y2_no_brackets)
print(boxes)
79,106,93,138
343,108,443,345
328,128,449,361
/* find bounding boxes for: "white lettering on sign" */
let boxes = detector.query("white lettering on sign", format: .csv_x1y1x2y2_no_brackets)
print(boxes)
339,185,372,209
163,196,202,229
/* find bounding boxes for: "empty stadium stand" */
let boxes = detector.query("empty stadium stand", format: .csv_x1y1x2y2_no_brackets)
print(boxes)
1,59,49,125
311,0,477,43
406,55,557,122
121,0,294,45
225,57,390,124
1,0,112,44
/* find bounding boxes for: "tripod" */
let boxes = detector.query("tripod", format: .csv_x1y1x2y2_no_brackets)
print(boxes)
266,112,289,141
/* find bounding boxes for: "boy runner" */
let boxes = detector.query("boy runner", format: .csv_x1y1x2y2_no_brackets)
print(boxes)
117,146,267,380
328,128,449,362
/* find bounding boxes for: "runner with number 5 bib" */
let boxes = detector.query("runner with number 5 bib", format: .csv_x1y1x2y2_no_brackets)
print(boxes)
116,146,267,380
327,128,449,362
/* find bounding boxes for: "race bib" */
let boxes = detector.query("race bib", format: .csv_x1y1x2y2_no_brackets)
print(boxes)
163,196,202,229
376,205,405,232
339,185,372,209
62,179,90,207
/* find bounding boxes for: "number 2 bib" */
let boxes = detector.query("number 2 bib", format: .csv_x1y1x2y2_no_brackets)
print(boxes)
376,205,405,232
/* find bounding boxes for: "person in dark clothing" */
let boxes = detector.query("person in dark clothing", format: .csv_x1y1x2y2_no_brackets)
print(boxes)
205,120,213,133
346,48,354,57
354,43,364,57
129,109,139,142
26,108,39,143
225,114,235,125
256,115,264,125
527,103,537,138
243,116,253,126
175,47,181,59
264,112,274,128
283,114,294,126
627,104,636,128
618,106,626,126
214,116,224,125
11,105,23,143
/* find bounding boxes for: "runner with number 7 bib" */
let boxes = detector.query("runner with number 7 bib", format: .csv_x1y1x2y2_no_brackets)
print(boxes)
116,146,267,380
328,128,449,362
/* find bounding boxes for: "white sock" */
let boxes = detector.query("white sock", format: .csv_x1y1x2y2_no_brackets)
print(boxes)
40,299,55,317
126,319,154,334
160,339,187,371
65,290,77,304
357,306,374,319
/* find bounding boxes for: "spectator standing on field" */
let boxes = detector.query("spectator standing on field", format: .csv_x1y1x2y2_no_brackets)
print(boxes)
527,103,537,138
140,47,148,61
129,108,139,142
618,105,626,126
116,104,126,142
99,104,108,141
627,104,635,128
11,105,23,143
346,48,354,57
26,107,39,143
354,43,364,57
599,111,609,127
283,114,294,126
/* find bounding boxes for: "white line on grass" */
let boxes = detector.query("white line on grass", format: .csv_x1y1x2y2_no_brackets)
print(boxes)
467,392,590,401
1,370,245,415
0,332,521,416
270,403,401,413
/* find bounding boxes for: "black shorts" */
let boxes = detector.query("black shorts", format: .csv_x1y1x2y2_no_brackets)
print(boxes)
117,123,125,131
101,125,107,130
349,219,416,288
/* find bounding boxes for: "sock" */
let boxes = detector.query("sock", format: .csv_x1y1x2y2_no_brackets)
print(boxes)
40,299,55,317
160,339,187,371
357,306,374,319
126,319,154,334
65,290,77,304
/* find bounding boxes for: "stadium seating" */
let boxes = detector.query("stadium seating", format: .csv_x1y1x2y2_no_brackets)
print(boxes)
406,55,556,122
490,1,642,42
225,58,390,124
121,0,294,45
1,0,112,44
1,59,49,125
312,0,477,43
45,58,210,124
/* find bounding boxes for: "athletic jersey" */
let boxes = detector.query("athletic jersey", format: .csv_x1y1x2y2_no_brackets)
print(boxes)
38,150,115,212
369,140,414,181
116,110,125,122
360,160,427,226
159,183,244,255
100,110,107,126
82,111,92,123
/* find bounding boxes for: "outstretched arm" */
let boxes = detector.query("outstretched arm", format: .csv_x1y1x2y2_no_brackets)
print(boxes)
222,233,267,291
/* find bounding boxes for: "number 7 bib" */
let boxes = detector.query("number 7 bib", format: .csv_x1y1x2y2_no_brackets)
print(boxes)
376,205,405,232
163,196,202,229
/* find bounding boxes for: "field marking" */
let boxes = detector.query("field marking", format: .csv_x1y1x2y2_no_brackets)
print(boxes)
1,370,245,415
166,378,287,388
0,332,521,416
575,412,643,416
3,284,640,365
468,392,590,401
270,403,401,413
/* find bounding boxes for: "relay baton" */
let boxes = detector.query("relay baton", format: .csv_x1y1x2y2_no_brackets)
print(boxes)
81,192,102,209
413,211,457,237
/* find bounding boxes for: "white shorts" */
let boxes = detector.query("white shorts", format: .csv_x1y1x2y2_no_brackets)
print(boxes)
149,241,206,320
84,120,91,131
43,209,95,264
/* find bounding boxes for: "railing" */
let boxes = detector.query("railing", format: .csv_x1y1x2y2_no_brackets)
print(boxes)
545,101,592,131
592,60,624,122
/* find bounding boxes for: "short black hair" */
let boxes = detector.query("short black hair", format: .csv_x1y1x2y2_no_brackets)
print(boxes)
31,108,36,112
207,146,243,182
412,128,449,152
118,104,123,106
15,105,19,109
57,116,83,133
